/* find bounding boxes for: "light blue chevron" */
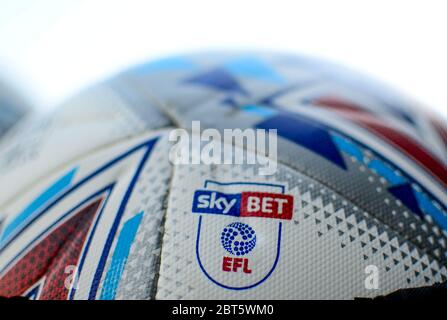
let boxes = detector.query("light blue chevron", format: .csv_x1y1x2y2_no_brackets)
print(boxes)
413,188,447,231
0,168,77,245
241,104,278,117
132,56,195,75
100,211,144,300
367,159,406,186
331,134,364,162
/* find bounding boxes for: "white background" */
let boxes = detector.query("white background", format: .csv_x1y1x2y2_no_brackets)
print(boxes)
0,0,446,119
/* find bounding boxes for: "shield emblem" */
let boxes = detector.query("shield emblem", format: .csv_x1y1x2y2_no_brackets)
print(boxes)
193,180,291,290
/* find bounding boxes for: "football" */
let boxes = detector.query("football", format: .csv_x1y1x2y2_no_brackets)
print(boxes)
0,52,446,299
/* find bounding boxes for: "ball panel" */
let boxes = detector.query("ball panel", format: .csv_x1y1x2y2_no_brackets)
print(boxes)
156,142,446,299
0,130,171,300
0,80,171,209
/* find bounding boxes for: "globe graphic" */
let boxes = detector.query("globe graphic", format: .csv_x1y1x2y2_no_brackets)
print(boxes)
221,222,256,256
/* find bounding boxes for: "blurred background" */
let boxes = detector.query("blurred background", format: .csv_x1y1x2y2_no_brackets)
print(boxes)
0,0,446,118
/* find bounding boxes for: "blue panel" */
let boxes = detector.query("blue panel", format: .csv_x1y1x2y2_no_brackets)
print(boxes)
331,134,364,162
241,105,277,118
100,212,144,300
225,57,284,84
185,68,247,95
414,189,447,231
131,56,195,74
388,184,424,219
367,160,406,186
192,190,241,216
24,285,41,300
0,168,77,244
256,113,346,169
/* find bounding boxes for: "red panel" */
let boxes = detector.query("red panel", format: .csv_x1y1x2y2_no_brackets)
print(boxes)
0,198,102,299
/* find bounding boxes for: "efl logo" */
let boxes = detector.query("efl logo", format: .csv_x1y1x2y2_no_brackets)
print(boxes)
193,180,294,290
192,190,293,220
221,222,256,274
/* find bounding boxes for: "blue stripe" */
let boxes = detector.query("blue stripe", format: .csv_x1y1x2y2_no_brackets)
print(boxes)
225,57,285,84
0,168,77,245
132,56,194,75
89,139,156,299
367,160,406,185
0,138,157,253
414,189,447,231
331,134,364,162
100,212,144,300
241,105,278,118
257,113,347,169
0,185,113,275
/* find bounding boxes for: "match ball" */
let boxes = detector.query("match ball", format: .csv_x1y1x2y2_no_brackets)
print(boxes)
0,52,446,299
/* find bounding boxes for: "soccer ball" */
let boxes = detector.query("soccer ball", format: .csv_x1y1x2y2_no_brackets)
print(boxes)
0,52,446,299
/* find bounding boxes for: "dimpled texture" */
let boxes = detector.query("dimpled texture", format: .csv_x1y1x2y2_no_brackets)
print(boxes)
0,52,446,299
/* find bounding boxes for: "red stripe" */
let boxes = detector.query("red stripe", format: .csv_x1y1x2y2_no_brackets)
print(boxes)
313,96,447,188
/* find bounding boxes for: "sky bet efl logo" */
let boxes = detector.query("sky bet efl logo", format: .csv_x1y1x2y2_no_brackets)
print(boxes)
192,180,294,290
